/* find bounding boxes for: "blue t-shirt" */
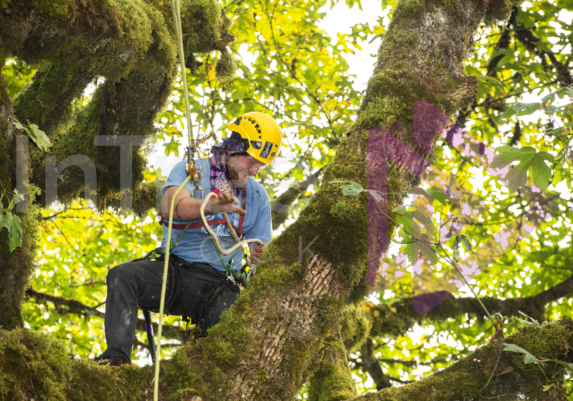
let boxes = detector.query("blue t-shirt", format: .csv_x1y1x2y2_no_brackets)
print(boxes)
161,158,272,271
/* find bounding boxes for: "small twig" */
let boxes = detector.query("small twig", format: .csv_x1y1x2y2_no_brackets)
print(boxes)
480,352,502,393
438,243,495,327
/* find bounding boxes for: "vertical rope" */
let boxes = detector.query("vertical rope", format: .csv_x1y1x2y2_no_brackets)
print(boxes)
154,175,192,401
171,0,196,149
153,2,196,398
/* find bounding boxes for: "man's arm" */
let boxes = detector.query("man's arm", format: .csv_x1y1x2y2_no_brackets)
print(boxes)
160,186,245,221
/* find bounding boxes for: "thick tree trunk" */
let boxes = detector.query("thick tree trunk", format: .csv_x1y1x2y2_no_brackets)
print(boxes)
0,53,39,331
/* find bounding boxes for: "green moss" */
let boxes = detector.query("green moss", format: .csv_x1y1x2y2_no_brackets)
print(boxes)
0,328,150,400
34,0,71,20
330,200,356,222
180,0,233,54
340,304,371,352
215,50,236,83
307,337,358,401
270,136,369,291
389,0,426,24
0,184,42,330
354,320,573,401
0,0,10,9
484,0,520,26
0,329,73,399
13,64,93,138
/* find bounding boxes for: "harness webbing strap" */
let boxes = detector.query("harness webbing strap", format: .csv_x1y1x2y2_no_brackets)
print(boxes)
160,218,227,230
160,187,248,237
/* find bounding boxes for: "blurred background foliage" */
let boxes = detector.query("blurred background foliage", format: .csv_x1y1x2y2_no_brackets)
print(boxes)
3,0,572,397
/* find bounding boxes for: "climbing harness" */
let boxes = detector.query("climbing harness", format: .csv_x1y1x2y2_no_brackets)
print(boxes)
152,1,264,400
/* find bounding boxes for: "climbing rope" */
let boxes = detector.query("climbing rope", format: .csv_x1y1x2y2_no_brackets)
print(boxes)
153,2,264,399
153,1,195,399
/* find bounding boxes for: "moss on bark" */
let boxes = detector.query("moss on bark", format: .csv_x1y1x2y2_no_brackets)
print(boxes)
32,68,174,210
307,337,358,401
0,55,41,330
13,64,93,138
0,319,569,400
350,319,573,401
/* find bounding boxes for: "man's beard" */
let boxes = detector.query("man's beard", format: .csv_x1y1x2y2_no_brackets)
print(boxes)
227,161,248,188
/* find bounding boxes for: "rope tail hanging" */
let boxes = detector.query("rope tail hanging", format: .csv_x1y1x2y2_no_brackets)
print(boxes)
154,2,263,400
153,0,196,399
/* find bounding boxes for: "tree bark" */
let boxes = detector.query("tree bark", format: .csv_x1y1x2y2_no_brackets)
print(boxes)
271,169,322,230
348,319,573,401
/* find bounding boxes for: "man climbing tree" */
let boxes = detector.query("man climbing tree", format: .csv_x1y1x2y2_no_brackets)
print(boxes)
99,112,282,366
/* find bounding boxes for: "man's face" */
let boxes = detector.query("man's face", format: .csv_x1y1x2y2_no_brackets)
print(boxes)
226,153,266,187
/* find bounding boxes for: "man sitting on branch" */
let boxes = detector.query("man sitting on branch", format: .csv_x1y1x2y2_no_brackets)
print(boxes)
99,112,283,366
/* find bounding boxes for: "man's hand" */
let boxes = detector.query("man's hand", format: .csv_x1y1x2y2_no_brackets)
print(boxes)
249,242,268,264
207,192,245,215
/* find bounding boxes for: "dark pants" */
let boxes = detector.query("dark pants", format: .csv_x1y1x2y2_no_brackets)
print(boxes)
100,257,232,362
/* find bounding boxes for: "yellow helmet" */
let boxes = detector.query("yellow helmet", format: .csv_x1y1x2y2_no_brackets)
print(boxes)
228,112,282,165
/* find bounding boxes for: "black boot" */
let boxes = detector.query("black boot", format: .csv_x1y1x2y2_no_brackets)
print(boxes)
109,356,129,367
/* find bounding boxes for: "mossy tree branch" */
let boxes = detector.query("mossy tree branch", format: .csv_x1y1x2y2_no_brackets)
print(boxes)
307,336,358,401
343,275,573,395
271,168,323,230
347,319,573,401
25,287,188,342
342,274,573,353
0,53,40,330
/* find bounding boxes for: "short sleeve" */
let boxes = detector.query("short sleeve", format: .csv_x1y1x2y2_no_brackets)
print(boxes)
161,160,189,196
246,184,272,243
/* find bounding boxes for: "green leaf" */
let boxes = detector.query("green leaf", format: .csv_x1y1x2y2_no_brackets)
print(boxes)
505,168,528,192
0,212,12,233
328,180,364,197
523,353,539,364
412,187,432,199
548,359,573,373
500,103,540,120
490,147,555,191
503,343,539,364
12,118,28,132
26,120,51,152
461,237,472,252
518,311,541,327
9,215,22,252
392,205,409,215
7,190,23,212
453,234,471,251
163,137,180,156
529,151,554,191
426,189,450,204
396,212,413,237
